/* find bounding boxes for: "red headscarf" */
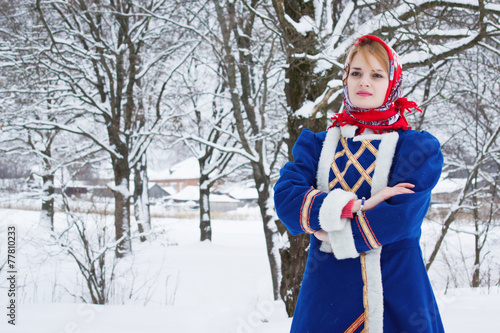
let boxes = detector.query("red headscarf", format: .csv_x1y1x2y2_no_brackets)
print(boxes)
329,35,421,134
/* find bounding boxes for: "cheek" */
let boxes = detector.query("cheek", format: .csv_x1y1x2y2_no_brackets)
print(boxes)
378,81,390,98
383,81,389,92
346,79,355,96
347,85,353,97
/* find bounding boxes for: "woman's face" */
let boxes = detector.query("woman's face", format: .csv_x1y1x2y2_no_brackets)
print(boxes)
347,53,389,109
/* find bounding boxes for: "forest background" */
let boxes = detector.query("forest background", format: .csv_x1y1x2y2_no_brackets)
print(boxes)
0,0,499,329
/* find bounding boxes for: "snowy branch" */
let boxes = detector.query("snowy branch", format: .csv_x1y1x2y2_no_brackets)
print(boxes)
19,120,122,160
184,134,259,163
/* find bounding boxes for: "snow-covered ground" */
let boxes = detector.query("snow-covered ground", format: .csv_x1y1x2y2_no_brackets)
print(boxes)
0,208,499,332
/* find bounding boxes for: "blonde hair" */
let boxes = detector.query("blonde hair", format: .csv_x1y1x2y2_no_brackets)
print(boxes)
343,39,390,85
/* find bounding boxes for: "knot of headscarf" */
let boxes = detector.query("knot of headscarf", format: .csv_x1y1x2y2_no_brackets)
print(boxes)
329,35,422,134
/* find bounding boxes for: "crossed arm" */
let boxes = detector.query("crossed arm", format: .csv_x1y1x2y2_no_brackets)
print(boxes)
313,183,415,242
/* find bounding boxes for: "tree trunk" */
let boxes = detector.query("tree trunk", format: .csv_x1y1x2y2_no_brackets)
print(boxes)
40,173,55,231
472,221,481,288
212,0,281,300
471,182,481,287
255,172,281,301
199,180,212,242
112,154,132,258
40,148,55,231
271,0,338,315
278,116,331,316
134,154,151,242
426,208,461,271
426,165,478,270
277,225,309,316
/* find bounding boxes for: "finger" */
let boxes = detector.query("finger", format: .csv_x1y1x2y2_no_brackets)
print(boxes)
392,186,414,192
384,187,414,197
394,182,415,189
314,230,329,242
393,187,415,195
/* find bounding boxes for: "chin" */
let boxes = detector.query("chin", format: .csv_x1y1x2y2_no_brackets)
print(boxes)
353,103,379,109
352,99,384,109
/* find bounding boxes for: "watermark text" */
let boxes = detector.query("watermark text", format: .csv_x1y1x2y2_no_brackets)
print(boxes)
6,225,17,325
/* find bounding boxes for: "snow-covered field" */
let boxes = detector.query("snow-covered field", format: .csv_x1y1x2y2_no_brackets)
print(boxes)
0,208,499,332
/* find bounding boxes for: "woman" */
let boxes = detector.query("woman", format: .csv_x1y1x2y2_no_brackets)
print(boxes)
274,35,445,333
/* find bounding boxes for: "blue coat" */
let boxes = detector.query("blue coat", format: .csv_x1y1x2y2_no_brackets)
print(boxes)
274,125,445,333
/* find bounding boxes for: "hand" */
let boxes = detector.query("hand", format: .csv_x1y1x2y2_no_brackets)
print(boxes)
362,182,415,211
313,229,329,242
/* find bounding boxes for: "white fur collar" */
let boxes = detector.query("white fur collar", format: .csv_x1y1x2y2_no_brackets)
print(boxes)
340,125,358,138
340,125,391,142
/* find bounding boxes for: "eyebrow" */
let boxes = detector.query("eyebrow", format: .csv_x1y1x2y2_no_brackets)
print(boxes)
352,67,386,72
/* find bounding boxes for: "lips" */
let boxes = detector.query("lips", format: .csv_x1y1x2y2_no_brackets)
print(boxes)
357,91,372,97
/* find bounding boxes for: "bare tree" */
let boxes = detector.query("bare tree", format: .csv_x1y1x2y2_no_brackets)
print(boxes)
0,1,99,228
270,0,499,315
199,0,286,299
57,191,123,304
424,46,500,287
172,61,243,242
15,0,195,256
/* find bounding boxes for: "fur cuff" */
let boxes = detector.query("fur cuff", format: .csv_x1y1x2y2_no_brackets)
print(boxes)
329,225,359,259
319,189,358,231
319,224,359,259
319,241,333,253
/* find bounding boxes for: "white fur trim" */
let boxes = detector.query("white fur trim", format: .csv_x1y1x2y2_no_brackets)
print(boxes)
316,128,340,192
319,241,333,253
363,131,398,333
370,131,399,195
340,125,358,138
365,248,384,333
318,227,359,259
327,227,359,259
319,189,357,231
352,133,382,141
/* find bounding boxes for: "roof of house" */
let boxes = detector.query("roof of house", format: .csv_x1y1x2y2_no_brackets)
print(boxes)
149,157,200,181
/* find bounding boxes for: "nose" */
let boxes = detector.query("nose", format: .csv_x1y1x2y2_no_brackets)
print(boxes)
359,77,370,87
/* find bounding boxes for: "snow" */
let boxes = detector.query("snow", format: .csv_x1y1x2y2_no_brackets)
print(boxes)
294,100,315,118
284,14,316,36
227,187,258,200
432,176,467,194
294,81,343,118
401,32,480,65
170,185,238,203
149,157,200,181
438,288,500,332
107,178,131,198
167,157,200,179
0,208,499,332
170,185,200,200
210,194,239,203
486,3,500,12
